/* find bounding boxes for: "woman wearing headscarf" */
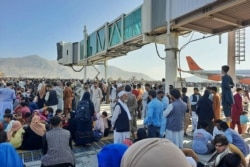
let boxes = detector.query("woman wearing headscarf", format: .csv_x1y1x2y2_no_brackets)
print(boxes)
97,143,128,167
20,112,46,150
7,120,24,148
14,102,31,119
196,90,214,134
0,142,24,167
120,138,191,167
70,92,95,145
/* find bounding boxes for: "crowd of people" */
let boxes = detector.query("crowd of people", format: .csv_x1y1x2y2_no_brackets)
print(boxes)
0,65,250,167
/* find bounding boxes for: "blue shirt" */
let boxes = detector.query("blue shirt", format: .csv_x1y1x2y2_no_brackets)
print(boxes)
240,115,249,124
144,98,163,127
192,129,213,154
224,128,250,156
161,96,169,110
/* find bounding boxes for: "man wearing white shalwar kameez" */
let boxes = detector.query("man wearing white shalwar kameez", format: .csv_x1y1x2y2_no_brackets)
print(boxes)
111,91,131,144
109,83,117,116
91,82,103,113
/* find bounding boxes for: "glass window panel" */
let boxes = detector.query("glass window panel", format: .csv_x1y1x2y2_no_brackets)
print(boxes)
87,32,97,57
124,7,142,41
97,27,105,52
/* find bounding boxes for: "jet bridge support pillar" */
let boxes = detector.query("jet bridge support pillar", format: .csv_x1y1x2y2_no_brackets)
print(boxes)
104,59,108,82
227,31,236,84
165,32,178,94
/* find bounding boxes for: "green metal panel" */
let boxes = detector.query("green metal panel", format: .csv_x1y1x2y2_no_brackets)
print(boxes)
124,7,142,41
87,32,97,57
109,19,122,47
97,27,106,52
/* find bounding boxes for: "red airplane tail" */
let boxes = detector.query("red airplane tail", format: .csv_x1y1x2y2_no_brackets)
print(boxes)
186,56,203,71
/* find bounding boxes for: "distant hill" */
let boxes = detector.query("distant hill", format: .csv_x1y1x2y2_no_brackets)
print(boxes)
0,55,154,80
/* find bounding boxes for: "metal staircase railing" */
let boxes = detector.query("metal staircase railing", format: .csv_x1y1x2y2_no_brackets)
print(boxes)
235,28,246,64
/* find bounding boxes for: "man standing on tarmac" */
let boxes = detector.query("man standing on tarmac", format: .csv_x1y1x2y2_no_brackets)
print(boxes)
124,85,138,140
144,90,163,138
190,87,201,132
91,81,103,113
141,83,151,119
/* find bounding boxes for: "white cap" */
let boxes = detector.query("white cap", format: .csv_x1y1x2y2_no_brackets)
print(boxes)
118,90,127,97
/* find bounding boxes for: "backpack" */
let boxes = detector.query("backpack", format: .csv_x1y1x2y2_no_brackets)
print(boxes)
93,130,102,142
76,100,91,121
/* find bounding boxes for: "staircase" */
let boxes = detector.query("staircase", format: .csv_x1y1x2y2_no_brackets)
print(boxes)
235,28,246,64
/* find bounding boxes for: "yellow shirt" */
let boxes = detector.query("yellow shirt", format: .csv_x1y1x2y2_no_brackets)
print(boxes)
10,128,24,148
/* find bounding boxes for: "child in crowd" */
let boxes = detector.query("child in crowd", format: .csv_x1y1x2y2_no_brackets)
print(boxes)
4,113,14,132
92,112,105,142
134,128,147,143
94,113,104,134
102,111,111,137
240,111,249,134
1,109,11,129
40,107,53,122
55,109,69,129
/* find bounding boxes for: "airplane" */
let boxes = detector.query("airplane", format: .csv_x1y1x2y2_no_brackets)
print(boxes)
179,56,250,85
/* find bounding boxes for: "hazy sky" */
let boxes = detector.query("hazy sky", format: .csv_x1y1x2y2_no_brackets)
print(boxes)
0,0,249,80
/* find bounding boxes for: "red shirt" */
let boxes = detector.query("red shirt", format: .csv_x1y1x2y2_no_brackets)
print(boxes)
231,93,243,121
132,89,139,99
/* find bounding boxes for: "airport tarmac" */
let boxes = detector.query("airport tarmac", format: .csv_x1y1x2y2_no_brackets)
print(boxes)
25,102,250,167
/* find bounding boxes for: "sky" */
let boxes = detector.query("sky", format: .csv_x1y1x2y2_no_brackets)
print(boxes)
0,0,249,80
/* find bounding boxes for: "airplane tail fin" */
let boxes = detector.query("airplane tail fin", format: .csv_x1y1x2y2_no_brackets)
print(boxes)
186,56,203,71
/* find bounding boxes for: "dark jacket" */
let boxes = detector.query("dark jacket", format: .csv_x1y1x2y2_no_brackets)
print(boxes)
114,103,130,132
45,90,58,106
20,126,43,150
221,74,234,105
196,90,214,122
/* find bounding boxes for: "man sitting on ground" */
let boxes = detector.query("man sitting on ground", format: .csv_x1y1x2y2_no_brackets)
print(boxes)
192,121,214,155
41,116,75,167
218,121,250,157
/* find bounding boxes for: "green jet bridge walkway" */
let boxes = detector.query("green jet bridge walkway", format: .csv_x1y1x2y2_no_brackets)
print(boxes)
57,6,148,67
